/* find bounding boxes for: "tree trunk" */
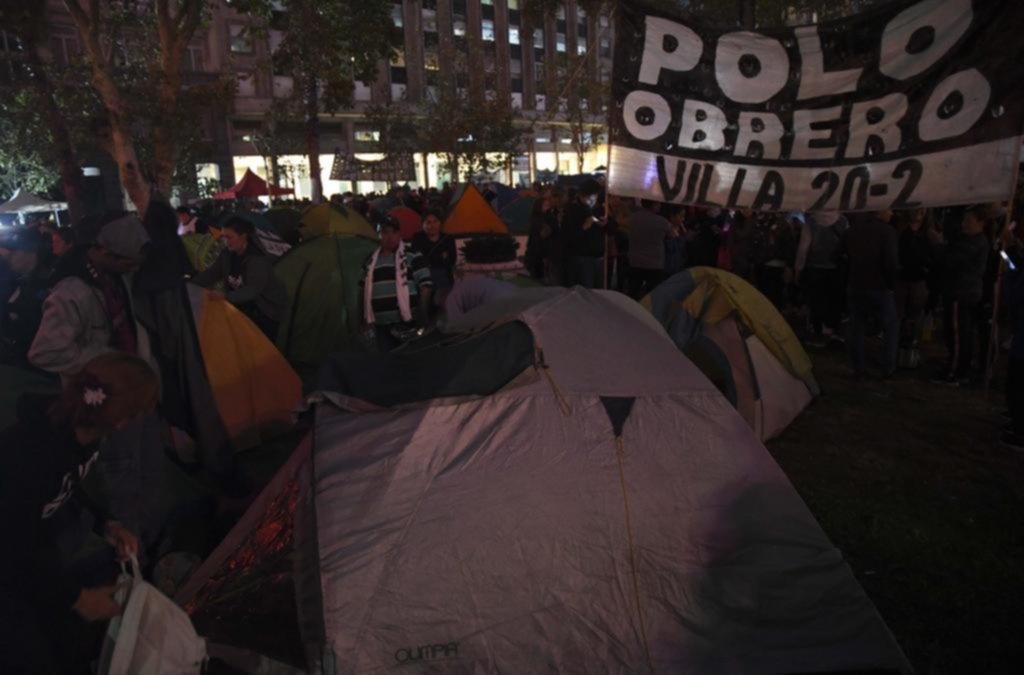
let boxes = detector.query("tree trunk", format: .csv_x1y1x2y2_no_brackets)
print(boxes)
26,43,84,222
306,78,323,202
270,154,281,202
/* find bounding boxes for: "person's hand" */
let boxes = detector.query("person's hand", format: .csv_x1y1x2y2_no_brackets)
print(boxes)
73,585,123,621
207,290,226,301
103,521,138,562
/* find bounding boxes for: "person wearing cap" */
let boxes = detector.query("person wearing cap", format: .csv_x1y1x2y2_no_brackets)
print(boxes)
175,206,198,236
0,228,52,367
361,215,433,352
28,212,165,553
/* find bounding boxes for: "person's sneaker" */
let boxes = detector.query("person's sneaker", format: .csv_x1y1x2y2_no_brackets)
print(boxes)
1000,432,1024,452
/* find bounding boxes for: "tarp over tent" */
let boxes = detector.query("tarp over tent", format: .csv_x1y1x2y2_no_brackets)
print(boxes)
644,267,819,441
187,285,301,448
180,288,908,674
273,231,378,376
213,169,294,200
443,183,508,235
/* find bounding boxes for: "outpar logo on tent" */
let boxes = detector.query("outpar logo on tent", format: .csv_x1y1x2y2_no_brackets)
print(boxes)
393,641,460,665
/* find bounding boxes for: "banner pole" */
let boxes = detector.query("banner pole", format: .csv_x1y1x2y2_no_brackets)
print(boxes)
602,8,617,291
984,140,1022,390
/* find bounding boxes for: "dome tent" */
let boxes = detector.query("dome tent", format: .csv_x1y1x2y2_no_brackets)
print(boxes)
187,285,301,448
442,183,508,235
272,227,378,377
178,288,906,674
643,267,819,441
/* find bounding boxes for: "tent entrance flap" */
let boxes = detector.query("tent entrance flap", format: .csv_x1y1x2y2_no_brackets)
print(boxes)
317,321,537,407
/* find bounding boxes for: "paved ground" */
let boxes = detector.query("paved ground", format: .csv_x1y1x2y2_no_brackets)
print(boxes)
768,347,1024,674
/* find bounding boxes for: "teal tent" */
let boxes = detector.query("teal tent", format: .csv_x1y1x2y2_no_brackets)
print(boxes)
499,197,536,236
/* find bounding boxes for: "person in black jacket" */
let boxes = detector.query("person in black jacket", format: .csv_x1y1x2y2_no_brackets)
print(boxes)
192,216,288,341
561,180,605,288
0,351,158,674
932,205,993,385
410,209,457,307
895,209,934,366
0,228,51,367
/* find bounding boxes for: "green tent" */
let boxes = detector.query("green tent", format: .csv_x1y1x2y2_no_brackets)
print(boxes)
181,233,225,274
274,234,379,378
499,196,536,236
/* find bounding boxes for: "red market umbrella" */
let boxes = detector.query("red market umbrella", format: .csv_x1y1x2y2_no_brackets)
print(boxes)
213,169,294,200
389,206,422,241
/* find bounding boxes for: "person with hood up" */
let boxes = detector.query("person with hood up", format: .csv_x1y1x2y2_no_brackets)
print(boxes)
561,179,606,288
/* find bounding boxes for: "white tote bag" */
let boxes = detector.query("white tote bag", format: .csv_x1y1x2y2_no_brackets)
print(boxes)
98,556,207,675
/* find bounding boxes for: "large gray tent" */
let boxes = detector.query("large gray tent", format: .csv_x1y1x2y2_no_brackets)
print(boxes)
180,288,909,673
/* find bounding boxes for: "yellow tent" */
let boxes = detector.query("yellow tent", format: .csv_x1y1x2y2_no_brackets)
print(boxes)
643,268,818,441
443,184,508,235
299,203,378,241
190,285,302,448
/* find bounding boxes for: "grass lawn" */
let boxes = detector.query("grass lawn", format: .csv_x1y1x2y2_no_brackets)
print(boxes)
768,348,1024,674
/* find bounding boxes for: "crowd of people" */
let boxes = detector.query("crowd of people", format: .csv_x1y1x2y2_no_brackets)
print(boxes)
1,173,1023,670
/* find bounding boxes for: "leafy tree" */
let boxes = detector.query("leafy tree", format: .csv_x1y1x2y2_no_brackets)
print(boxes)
60,0,227,216
235,0,398,202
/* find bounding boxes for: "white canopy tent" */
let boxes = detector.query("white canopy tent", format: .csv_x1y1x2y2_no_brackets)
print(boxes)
0,189,68,225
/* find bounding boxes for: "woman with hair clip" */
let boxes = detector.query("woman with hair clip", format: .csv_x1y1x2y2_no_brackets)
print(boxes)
0,352,159,674
192,216,288,341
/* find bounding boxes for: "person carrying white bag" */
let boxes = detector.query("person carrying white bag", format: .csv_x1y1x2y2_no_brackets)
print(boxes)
98,555,206,675
0,353,160,673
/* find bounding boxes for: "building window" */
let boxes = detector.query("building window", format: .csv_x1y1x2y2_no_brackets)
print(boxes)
599,37,610,58
454,19,467,37
186,45,205,72
392,5,403,28
422,0,437,9
269,30,284,53
272,75,293,98
600,15,609,28
510,44,521,58
556,34,566,52
511,78,523,93
391,49,405,68
533,29,544,49
511,92,523,109
482,19,495,41
422,9,437,32
557,5,565,20
577,43,587,55
481,0,493,4
508,0,518,8
236,72,256,97
424,50,440,71
50,34,78,66
354,80,372,101
536,133,551,144
510,59,522,76
228,24,252,54
391,66,407,84
509,25,520,45
391,83,406,101
453,0,467,13
355,130,380,142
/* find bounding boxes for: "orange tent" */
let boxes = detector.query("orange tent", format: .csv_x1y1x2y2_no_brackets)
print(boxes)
443,184,508,235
